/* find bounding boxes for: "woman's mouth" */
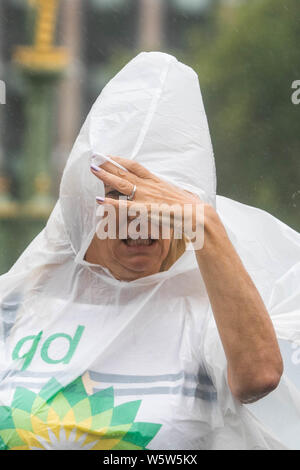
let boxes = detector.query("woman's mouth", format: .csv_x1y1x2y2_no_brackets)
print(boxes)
121,237,157,247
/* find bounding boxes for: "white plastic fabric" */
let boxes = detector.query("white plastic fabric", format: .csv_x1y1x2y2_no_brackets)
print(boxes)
0,52,299,450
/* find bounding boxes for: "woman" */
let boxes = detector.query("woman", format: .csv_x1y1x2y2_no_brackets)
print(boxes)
0,52,299,450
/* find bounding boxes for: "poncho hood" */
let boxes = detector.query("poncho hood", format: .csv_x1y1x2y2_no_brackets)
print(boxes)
60,52,216,258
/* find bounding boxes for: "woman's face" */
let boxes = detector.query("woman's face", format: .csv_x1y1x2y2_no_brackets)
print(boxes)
85,185,172,281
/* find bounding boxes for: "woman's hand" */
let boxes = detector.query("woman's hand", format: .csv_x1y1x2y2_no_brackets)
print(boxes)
90,155,205,241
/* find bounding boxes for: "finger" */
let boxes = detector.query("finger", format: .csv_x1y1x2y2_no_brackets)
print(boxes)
96,196,129,208
96,197,155,224
96,159,136,183
96,197,148,213
108,156,154,179
91,166,135,197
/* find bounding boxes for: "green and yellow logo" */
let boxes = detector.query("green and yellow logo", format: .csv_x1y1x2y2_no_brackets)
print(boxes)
0,376,161,450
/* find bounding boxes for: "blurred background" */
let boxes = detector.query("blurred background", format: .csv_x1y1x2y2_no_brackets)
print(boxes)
0,0,299,274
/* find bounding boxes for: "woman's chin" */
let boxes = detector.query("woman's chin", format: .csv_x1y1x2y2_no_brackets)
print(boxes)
121,257,160,275
116,240,162,268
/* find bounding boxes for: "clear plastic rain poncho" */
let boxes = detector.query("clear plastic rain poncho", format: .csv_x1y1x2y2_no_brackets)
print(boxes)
0,52,300,450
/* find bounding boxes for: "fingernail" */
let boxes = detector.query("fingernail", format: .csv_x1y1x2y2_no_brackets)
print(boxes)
91,163,101,172
96,196,105,203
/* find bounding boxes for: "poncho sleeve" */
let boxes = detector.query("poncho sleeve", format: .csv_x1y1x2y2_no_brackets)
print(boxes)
201,195,300,449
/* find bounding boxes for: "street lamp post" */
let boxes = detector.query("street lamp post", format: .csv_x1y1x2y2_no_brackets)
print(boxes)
0,0,69,274
138,0,165,50
13,0,69,215
55,0,83,183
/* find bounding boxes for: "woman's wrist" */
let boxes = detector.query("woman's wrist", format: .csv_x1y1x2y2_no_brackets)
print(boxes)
189,203,221,255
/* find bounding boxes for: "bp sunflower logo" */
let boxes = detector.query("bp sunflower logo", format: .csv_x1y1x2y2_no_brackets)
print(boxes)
0,376,161,450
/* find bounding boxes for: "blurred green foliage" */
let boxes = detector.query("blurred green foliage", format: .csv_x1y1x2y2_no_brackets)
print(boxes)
187,0,300,230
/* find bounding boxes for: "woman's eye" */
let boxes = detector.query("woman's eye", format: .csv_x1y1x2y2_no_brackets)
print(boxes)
106,190,123,199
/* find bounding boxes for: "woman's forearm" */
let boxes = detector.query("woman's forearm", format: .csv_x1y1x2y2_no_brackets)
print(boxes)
194,204,283,403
